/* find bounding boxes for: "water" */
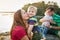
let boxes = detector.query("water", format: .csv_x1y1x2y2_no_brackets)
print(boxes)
0,13,14,33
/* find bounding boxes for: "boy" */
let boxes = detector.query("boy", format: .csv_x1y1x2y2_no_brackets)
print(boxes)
40,7,56,40
27,6,41,40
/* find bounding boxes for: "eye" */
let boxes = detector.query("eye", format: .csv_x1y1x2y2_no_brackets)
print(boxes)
32,11,34,13
24,12,26,14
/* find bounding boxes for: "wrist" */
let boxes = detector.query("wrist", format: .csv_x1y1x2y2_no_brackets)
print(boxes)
50,26,53,28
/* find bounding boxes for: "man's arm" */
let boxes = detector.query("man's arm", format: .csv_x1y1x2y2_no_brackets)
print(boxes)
51,27,60,30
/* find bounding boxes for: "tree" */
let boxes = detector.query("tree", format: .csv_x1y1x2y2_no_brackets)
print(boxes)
22,1,59,16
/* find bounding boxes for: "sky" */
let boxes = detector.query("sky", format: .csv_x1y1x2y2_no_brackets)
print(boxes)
0,0,60,11
0,0,60,33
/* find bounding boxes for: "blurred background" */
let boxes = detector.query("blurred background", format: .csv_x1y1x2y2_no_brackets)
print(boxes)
0,0,60,40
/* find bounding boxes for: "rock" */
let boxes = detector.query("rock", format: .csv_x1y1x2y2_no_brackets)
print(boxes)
46,34,60,40
0,35,10,40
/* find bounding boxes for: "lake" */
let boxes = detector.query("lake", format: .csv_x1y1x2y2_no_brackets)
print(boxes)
0,13,14,33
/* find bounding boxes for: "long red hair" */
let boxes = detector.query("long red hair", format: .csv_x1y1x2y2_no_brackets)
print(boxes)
10,9,26,38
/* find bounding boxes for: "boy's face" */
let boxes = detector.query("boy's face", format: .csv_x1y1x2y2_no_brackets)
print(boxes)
50,11,54,16
46,9,54,16
28,7,37,17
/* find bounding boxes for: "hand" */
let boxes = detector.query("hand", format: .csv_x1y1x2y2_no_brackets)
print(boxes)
49,19,56,24
28,32,33,40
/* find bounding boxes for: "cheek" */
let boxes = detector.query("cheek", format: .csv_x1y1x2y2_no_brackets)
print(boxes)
23,15,29,20
24,17,29,20
33,13,36,16
52,13,54,15
22,14,26,19
51,13,54,15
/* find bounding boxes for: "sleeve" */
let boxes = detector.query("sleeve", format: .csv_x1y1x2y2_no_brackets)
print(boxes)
49,16,53,19
28,18,37,25
28,20,36,25
16,28,26,40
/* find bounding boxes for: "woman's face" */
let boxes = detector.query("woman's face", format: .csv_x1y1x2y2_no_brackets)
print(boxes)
21,10,29,20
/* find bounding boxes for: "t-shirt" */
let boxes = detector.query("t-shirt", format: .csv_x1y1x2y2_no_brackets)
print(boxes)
53,13,60,26
11,26,26,40
41,14,53,26
28,16,38,26
51,13,60,34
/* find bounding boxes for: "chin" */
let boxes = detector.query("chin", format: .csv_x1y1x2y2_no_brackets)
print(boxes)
26,18,29,20
29,15,33,17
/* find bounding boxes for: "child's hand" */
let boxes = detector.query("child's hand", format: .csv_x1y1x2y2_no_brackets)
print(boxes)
31,32,33,37
46,24,51,28
28,32,33,40
49,19,56,24
39,19,49,22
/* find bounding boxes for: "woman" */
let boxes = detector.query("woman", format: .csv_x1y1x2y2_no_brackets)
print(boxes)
10,9,29,40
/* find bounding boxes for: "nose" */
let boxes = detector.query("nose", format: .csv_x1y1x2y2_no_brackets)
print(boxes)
27,13,29,16
26,12,29,15
30,12,32,14
25,13,28,16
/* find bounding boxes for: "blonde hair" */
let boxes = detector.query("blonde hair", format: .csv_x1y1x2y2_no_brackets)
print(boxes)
27,6,37,13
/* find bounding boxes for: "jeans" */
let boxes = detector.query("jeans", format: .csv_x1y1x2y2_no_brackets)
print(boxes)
33,25,48,38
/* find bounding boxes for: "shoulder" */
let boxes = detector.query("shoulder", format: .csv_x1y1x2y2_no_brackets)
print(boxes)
13,26,26,33
43,15,48,19
46,15,53,19
28,16,38,24
53,14,60,18
16,26,24,30
12,26,26,40
29,16,37,21
49,16,53,19
43,16,53,20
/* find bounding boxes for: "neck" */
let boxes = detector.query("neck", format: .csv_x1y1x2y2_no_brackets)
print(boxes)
24,20,28,29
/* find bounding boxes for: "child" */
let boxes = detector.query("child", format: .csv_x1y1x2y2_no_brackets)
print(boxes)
27,6,40,40
40,7,56,40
